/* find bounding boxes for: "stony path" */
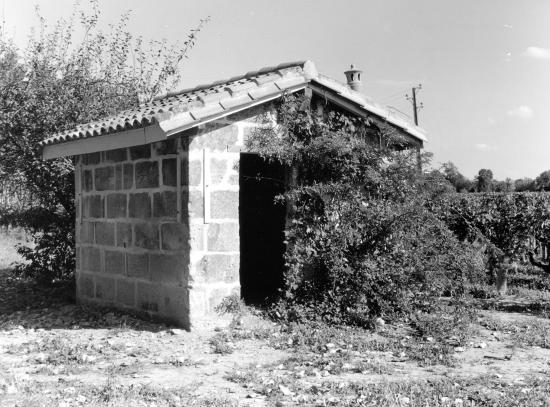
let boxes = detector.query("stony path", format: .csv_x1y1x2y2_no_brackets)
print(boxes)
0,271,286,406
2,270,550,406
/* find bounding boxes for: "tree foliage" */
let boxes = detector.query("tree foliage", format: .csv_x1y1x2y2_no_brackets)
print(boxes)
475,169,494,192
441,161,472,192
247,95,485,326
0,2,208,282
436,192,550,274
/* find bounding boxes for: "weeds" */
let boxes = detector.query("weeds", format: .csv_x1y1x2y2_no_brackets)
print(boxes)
481,316,550,348
209,331,236,355
214,294,247,317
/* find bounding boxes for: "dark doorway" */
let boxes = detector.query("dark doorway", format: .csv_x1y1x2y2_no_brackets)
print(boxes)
239,153,287,305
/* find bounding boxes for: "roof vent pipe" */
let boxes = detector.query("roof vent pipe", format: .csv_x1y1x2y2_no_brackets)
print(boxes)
344,64,363,92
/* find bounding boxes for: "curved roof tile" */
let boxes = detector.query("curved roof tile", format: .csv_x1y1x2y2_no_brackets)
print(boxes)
40,61,426,148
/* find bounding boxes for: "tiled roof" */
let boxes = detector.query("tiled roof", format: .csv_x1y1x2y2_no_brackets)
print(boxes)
40,60,426,148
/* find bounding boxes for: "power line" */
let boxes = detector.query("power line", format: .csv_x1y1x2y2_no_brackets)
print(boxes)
379,89,406,103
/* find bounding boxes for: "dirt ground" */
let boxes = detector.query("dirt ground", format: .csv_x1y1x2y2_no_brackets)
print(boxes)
1,268,550,406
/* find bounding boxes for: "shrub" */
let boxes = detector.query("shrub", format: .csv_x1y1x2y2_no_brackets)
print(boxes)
249,95,485,325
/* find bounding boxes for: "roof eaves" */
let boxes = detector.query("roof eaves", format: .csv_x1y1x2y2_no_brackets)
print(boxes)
160,81,308,137
311,76,427,143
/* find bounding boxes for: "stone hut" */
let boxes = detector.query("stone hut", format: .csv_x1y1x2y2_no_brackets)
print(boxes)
40,61,427,329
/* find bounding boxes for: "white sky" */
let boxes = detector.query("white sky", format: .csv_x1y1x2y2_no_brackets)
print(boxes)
4,0,550,180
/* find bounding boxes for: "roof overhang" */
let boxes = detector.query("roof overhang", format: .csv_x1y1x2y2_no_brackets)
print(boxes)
41,60,427,160
41,83,308,160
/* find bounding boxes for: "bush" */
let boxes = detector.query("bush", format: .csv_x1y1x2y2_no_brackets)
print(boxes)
249,95,485,326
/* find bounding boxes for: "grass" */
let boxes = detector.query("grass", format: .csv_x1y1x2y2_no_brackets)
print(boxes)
481,316,550,348
1,378,239,406
209,331,236,355
265,304,477,369
274,375,550,406
6,335,101,366
226,363,550,406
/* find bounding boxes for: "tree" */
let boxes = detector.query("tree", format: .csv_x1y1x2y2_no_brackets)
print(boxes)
494,178,515,193
514,177,535,192
0,2,208,282
475,169,494,192
535,170,550,191
441,161,471,192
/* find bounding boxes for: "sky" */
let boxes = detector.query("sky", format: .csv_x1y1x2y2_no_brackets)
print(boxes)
3,0,550,180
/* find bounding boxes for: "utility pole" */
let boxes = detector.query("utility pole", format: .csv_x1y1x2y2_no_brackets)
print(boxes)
406,84,423,126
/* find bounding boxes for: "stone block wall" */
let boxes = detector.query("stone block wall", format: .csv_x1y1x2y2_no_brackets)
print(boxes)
75,104,274,328
186,105,274,318
75,139,190,327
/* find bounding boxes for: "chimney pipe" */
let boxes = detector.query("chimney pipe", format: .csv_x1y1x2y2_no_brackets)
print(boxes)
344,64,363,92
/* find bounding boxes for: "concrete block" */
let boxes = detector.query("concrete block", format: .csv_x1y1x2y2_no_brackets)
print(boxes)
135,223,159,250
190,123,238,151
116,222,132,247
129,193,151,218
104,249,125,275
116,279,136,307
83,195,104,218
188,160,202,186
161,223,189,251
149,253,187,284
153,191,177,218
81,246,101,273
95,222,115,246
127,252,149,279
82,170,93,192
198,254,239,283
80,221,94,244
187,190,203,218
137,281,160,312
75,245,81,271
123,163,134,189
207,222,239,251
105,148,127,163
82,152,100,165
130,145,151,160
189,223,204,250
160,285,189,327
188,287,208,319
162,158,177,186
77,272,95,298
135,161,159,189
115,164,123,190
210,191,239,219
107,193,127,218
210,158,227,185
75,198,81,220
95,276,115,302
153,139,177,156
94,166,115,191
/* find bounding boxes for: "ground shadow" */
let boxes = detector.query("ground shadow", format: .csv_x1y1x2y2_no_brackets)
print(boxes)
0,269,169,332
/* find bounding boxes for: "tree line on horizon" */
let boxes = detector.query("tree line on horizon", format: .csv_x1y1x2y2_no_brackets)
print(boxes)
439,162,550,193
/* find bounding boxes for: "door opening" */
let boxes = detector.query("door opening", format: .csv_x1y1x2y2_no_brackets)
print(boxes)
239,153,286,305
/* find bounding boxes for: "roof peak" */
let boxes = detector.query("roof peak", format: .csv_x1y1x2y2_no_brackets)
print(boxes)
152,60,315,102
